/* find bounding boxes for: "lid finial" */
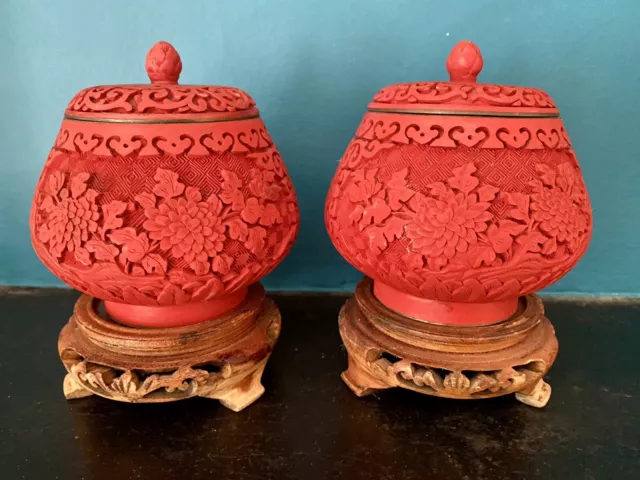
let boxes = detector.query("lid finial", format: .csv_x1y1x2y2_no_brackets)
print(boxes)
146,41,182,84
446,41,483,83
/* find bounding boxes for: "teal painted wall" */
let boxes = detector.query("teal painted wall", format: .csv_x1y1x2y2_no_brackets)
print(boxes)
1,0,638,294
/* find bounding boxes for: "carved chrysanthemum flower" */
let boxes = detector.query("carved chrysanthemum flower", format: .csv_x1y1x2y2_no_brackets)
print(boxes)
407,189,492,270
530,162,589,252
37,173,100,258
143,194,226,275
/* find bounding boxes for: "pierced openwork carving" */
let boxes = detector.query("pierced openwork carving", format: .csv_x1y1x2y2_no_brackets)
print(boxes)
58,284,280,411
375,356,547,398
337,278,557,407
66,360,212,401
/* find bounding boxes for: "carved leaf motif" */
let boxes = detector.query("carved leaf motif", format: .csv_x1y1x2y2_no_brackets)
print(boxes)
211,255,233,275
347,169,381,203
541,237,557,255
141,253,167,274
48,172,65,196
507,192,530,213
122,286,157,306
70,173,90,199
101,201,127,232
40,195,55,212
135,192,156,209
153,168,185,199
476,184,499,202
516,231,547,253
185,186,202,202
245,226,267,254
386,168,415,210
259,203,282,227
191,277,224,302
498,220,527,236
556,162,577,193
108,228,150,263
207,194,224,216
157,283,190,306
74,247,92,266
382,215,407,243
467,244,497,268
348,205,365,226
486,278,521,301
168,270,190,285
428,182,448,198
486,224,513,254
220,171,245,210
131,265,145,276
448,163,479,194
367,227,388,254
84,189,98,202
359,195,392,229
507,208,528,222
241,197,263,225
224,266,254,291
225,217,249,241
85,239,119,262
536,164,557,187
451,278,486,302
402,252,424,270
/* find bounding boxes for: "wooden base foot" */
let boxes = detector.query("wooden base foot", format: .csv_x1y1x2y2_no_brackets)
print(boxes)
339,278,558,406
58,283,280,412
212,361,267,412
515,379,552,408
63,373,93,399
341,354,390,397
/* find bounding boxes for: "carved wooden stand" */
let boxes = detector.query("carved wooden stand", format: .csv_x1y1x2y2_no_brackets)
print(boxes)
58,283,280,412
339,278,558,408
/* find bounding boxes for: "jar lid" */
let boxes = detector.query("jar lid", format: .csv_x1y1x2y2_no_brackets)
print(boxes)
369,41,558,117
64,41,258,123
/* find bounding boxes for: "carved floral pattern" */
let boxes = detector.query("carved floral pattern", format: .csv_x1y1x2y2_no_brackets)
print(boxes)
407,164,495,270
37,173,100,259
141,170,227,275
530,163,589,253
32,144,299,306
327,143,591,301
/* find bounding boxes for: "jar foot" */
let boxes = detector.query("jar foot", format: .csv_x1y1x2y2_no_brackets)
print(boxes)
515,379,552,408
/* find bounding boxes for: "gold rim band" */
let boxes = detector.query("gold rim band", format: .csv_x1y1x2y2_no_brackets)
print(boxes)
367,107,559,118
64,113,260,124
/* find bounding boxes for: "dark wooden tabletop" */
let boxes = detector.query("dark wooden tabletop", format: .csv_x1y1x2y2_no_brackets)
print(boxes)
0,288,638,480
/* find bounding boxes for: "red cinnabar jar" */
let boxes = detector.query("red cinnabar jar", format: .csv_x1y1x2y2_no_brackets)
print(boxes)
30,41,299,327
326,41,592,326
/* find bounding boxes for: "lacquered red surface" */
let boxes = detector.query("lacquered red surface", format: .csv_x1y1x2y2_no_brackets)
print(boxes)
373,282,518,326
325,41,592,325
30,42,299,328
105,288,247,328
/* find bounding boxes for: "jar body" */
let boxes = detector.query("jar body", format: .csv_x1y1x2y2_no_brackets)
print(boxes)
30,116,299,326
325,111,592,324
